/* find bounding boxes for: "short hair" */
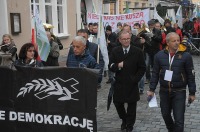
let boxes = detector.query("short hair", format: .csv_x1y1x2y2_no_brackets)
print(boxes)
122,24,132,31
118,31,130,39
73,36,86,45
18,43,38,60
117,22,122,26
166,32,179,43
134,23,141,28
193,17,197,21
164,19,171,26
77,29,88,35
93,22,98,27
155,22,161,27
88,22,93,26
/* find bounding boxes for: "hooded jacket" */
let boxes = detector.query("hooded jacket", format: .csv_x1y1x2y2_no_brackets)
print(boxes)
149,44,196,95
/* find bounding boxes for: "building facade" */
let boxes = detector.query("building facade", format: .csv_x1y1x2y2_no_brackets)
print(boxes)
0,0,95,57
105,0,149,15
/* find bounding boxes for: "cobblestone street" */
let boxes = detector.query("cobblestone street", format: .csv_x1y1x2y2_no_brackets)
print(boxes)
96,55,200,132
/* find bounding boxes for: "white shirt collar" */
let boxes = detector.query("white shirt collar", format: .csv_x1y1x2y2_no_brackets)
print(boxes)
122,45,130,53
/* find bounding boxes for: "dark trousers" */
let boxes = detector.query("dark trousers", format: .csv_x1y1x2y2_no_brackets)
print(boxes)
159,90,186,132
114,101,137,128
145,53,151,80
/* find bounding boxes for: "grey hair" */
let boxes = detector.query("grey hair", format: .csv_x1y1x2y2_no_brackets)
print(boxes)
73,36,86,45
118,31,130,38
166,32,179,43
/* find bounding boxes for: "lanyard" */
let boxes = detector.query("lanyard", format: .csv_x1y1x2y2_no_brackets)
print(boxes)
168,54,174,70
168,50,178,70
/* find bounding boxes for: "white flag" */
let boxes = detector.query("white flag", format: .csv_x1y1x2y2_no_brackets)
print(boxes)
167,9,176,25
33,3,50,61
192,4,198,18
97,16,109,70
153,8,164,25
176,5,183,28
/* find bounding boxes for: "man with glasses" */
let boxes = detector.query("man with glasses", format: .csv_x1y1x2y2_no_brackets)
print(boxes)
109,31,146,132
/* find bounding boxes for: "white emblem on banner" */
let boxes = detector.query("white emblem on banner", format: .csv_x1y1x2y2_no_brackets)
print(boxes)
17,78,79,101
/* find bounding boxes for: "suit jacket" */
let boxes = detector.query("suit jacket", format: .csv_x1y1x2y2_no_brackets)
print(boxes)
108,45,146,103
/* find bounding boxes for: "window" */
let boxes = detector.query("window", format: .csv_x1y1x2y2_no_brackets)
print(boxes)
31,0,68,36
57,0,63,33
45,0,52,24
135,2,139,8
142,3,146,8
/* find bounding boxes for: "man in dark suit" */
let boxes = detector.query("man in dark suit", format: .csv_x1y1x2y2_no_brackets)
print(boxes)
109,31,146,132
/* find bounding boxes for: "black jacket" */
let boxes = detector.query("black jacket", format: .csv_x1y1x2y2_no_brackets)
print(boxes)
109,45,146,102
13,59,43,67
105,32,117,55
149,44,196,95
148,28,162,55
183,21,194,33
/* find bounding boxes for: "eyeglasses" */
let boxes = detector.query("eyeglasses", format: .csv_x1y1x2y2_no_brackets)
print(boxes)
121,38,131,42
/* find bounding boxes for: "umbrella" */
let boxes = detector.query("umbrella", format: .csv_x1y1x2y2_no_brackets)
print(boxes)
107,79,115,111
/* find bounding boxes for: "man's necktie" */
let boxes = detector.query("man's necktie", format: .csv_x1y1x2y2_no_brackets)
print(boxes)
124,49,128,55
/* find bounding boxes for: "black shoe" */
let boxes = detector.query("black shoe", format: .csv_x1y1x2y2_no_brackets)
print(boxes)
104,71,107,77
139,90,144,94
145,79,149,84
121,120,126,130
97,84,101,91
126,126,133,132
106,79,112,84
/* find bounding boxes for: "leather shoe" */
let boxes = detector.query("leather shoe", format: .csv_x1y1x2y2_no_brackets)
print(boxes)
121,121,126,130
106,79,112,84
126,126,133,132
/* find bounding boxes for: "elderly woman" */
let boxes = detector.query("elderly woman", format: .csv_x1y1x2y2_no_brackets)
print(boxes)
13,43,43,67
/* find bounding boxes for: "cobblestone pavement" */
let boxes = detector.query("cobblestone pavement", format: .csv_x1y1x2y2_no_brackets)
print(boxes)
96,55,200,132
59,55,200,132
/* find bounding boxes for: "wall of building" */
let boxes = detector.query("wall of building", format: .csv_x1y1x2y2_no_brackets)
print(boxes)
3,0,78,57
61,0,77,56
0,0,9,39
6,0,32,52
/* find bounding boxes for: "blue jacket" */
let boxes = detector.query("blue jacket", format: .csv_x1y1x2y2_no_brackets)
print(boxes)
69,40,104,69
149,44,196,95
67,49,99,69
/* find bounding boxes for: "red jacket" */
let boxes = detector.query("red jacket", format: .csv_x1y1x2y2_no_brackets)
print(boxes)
160,32,166,50
193,22,200,34
175,28,183,41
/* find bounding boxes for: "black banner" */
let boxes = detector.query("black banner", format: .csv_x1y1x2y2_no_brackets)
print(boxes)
0,66,98,132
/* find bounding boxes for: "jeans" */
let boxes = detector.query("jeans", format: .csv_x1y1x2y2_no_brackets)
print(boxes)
159,90,186,132
138,76,144,91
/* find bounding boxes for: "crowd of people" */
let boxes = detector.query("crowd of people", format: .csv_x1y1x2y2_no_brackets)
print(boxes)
0,17,199,132
0,30,60,68
84,17,198,132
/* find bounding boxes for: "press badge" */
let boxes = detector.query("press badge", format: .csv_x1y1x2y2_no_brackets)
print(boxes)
164,70,173,81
